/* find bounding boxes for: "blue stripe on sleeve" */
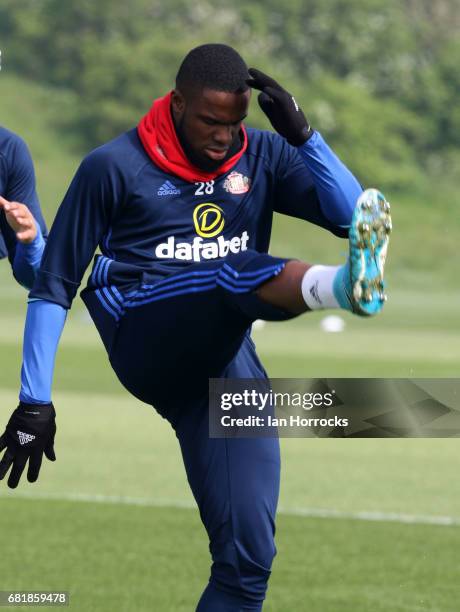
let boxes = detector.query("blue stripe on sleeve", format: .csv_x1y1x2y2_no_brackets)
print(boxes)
297,131,363,227
20,299,67,404
13,223,46,290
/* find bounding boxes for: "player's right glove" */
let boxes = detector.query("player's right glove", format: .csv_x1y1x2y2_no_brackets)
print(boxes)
0,402,56,489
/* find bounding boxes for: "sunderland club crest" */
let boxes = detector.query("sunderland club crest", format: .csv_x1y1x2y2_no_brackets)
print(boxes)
223,171,251,195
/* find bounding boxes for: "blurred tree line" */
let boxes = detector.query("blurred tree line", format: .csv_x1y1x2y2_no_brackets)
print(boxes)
0,0,458,191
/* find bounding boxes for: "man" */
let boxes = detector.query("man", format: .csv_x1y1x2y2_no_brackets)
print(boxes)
0,127,47,289
0,45,390,610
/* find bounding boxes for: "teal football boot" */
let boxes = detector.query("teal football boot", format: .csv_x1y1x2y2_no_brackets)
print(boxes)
333,188,391,316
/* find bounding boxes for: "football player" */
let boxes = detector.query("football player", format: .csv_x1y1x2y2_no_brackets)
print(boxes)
0,45,390,611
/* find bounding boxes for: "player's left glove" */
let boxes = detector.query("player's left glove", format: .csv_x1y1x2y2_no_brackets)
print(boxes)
246,68,313,146
0,402,56,489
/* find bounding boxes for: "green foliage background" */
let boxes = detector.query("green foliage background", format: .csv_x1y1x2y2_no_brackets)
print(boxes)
1,0,459,193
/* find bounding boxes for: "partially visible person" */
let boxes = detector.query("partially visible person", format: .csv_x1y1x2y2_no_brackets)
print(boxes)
0,127,47,289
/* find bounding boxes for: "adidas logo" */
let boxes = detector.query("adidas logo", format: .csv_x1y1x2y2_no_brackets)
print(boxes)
309,281,322,305
17,430,35,446
157,180,181,196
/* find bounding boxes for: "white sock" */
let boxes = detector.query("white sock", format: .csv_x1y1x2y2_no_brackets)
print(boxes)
301,265,341,310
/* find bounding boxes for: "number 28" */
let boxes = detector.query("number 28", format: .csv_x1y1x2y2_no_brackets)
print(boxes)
195,181,215,195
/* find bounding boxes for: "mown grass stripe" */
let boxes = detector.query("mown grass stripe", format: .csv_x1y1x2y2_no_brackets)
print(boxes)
1,490,459,527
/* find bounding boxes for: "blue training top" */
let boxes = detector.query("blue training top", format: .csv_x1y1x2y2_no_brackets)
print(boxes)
30,127,359,309
21,126,363,403
0,126,47,288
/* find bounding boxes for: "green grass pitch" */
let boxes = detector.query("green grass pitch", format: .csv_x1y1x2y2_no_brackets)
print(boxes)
1,389,460,611
1,284,459,610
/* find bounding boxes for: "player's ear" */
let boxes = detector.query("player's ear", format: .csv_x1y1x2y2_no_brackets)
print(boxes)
244,86,252,107
171,89,186,116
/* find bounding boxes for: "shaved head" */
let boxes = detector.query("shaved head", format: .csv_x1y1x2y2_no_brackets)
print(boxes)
175,43,249,100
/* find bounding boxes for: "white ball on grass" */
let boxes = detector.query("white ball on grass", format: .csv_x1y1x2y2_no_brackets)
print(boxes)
320,315,345,333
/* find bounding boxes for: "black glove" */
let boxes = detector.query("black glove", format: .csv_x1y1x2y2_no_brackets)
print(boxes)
0,402,56,489
246,68,313,146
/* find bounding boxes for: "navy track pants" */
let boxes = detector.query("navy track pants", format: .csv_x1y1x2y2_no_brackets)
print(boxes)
82,250,297,610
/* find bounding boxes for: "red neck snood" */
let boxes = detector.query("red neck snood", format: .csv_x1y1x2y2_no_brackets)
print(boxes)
137,92,248,183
